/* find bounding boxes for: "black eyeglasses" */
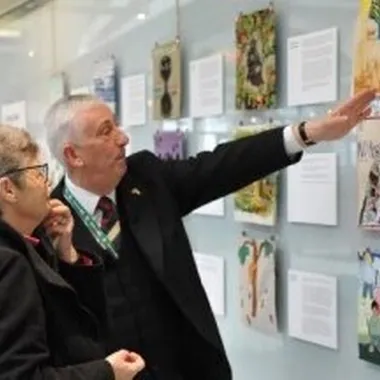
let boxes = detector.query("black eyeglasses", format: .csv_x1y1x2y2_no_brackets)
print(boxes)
0,163,49,183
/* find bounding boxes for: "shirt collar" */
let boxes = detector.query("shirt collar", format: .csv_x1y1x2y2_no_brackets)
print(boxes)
24,235,40,246
64,175,116,215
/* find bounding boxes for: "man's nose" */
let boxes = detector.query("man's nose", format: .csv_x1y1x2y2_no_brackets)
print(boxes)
116,128,129,146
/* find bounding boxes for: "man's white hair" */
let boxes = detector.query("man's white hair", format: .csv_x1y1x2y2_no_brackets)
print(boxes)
44,94,102,165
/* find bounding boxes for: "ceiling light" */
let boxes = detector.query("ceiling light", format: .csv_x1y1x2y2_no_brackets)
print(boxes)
28,50,35,57
137,13,146,20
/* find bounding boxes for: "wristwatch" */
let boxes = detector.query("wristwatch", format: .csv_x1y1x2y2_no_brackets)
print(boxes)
298,121,316,146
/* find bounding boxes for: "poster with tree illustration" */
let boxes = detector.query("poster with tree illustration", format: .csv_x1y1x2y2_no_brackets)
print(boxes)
357,119,380,229
238,233,278,334
235,7,277,110
358,247,380,365
233,124,278,226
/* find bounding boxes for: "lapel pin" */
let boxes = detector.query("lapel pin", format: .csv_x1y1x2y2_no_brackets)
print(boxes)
131,188,141,196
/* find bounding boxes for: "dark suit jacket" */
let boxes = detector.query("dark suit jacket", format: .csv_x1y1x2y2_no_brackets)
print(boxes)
0,220,114,380
52,127,302,379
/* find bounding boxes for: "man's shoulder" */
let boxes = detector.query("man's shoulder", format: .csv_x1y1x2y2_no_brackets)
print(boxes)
127,150,163,176
128,149,160,166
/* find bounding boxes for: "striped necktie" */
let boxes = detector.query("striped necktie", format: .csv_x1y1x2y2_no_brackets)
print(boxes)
96,196,121,252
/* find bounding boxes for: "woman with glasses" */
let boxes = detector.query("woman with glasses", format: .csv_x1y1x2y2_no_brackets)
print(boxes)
0,124,145,380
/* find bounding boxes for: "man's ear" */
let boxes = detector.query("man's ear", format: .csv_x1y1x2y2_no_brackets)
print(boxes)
0,177,17,205
63,143,83,168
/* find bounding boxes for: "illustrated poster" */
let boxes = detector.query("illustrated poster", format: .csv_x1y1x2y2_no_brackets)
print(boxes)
352,0,380,114
357,119,380,229
233,125,278,226
154,130,185,160
93,57,117,114
152,39,181,120
235,7,277,110
358,247,380,365
238,233,278,334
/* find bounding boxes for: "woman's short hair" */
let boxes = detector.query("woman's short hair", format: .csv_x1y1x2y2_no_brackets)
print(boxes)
0,124,39,184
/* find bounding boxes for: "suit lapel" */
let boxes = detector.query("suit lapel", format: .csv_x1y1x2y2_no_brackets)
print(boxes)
71,209,105,257
55,180,116,260
55,177,164,277
117,175,164,278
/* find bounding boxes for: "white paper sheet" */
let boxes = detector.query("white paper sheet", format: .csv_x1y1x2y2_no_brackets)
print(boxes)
71,86,91,95
121,74,146,127
287,27,338,106
194,252,225,316
190,54,223,118
287,152,337,225
2,101,27,129
288,269,338,349
193,199,225,216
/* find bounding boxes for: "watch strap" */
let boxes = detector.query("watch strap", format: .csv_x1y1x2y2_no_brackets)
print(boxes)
298,121,316,146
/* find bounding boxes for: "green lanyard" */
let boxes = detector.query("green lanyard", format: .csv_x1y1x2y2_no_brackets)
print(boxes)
63,186,119,259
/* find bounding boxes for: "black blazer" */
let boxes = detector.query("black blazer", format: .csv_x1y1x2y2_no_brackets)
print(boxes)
0,220,114,380
52,127,302,379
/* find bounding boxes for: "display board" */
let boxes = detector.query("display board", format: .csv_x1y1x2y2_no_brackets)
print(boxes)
1,0,379,379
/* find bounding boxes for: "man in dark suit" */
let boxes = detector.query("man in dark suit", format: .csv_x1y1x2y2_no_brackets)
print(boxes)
47,89,374,380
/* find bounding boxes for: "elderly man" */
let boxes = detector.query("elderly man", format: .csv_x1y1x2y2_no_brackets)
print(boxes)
47,89,374,380
0,124,145,379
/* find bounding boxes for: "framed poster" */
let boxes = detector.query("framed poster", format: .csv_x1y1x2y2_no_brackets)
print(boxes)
235,7,277,110
152,39,181,120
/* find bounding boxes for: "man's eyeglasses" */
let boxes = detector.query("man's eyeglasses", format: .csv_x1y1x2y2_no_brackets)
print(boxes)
0,163,49,183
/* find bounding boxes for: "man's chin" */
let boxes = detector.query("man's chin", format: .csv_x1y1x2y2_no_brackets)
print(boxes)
119,159,127,174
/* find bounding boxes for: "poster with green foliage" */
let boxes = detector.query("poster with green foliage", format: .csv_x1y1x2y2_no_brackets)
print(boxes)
233,124,278,226
235,7,277,110
238,232,278,334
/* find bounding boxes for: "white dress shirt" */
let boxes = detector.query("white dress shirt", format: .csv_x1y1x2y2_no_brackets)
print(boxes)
283,124,304,155
65,176,116,225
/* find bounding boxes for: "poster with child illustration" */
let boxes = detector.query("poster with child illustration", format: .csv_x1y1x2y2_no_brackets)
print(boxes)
238,233,278,334
357,119,380,229
358,247,380,365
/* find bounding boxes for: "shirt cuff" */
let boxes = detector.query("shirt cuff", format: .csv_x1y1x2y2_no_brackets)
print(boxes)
283,125,304,156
